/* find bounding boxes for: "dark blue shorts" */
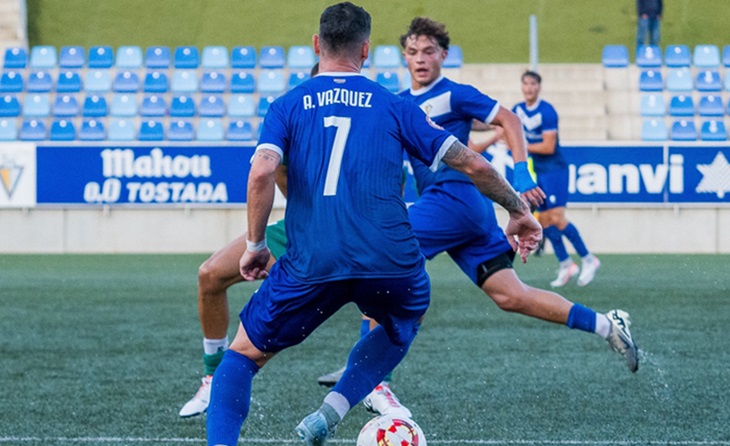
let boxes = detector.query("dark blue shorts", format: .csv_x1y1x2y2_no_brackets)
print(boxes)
536,167,569,212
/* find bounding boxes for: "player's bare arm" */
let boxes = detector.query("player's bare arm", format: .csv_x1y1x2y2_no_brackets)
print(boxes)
526,130,557,155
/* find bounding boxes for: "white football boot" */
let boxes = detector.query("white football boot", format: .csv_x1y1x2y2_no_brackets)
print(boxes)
179,375,212,418
550,262,579,288
317,366,345,387
363,382,412,418
606,309,639,373
577,255,601,286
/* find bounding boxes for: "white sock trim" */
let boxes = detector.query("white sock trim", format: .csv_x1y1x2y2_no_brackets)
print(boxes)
324,391,350,420
595,313,611,339
203,336,229,355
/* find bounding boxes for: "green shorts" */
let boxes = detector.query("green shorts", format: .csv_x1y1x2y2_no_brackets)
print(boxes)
265,219,287,260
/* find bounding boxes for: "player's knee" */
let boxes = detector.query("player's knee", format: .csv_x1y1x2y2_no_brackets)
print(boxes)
198,259,225,294
489,288,529,313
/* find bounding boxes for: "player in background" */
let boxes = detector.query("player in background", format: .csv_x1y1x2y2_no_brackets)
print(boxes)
513,71,601,287
205,3,542,445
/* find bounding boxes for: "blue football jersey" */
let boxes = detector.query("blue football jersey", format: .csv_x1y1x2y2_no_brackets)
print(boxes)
399,76,500,193
257,72,457,282
512,98,567,173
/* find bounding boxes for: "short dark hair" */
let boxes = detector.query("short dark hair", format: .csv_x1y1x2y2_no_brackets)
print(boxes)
399,17,450,50
319,2,371,56
522,70,542,84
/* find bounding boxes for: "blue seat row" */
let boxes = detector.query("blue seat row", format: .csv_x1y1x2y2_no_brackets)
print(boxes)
641,118,727,141
603,44,730,68
638,68,730,92
640,93,730,117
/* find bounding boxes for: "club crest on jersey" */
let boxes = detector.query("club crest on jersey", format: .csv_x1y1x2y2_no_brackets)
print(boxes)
425,115,444,130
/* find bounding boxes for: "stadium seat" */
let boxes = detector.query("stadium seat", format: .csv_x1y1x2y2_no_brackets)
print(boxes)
170,70,198,93
670,119,697,141
227,94,255,117
168,120,195,141
82,95,108,117
19,119,46,141
639,93,666,116
170,95,196,117
227,119,253,141
376,71,400,93
725,72,730,91
641,118,668,141
52,94,80,117
140,94,167,117
138,119,164,141
0,94,21,117
3,47,27,69
257,70,286,94
288,71,310,90
26,71,53,93
108,118,135,141
79,119,106,141
84,70,112,93
49,119,76,141
373,45,402,68
697,95,724,117
723,45,730,67
88,46,114,69
30,45,57,68
693,45,720,68
174,46,200,69
199,95,225,117
59,46,85,68
116,46,143,68
665,68,692,92
601,45,629,67
695,70,721,92
636,44,661,68
257,95,276,117
202,46,229,68
363,52,371,68
57,71,82,93
0,71,23,93
230,71,255,93
143,71,168,93
700,119,727,141
113,70,141,92
287,45,316,69
22,94,50,117
638,69,663,91
110,93,138,117
200,71,226,93
401,70,412,90
0,118,17,140
145,46,171,68
197,118,224,141
663,44,691,68
231,46,257,69
668,95,694,117
443,45,463,68
259,46,285,69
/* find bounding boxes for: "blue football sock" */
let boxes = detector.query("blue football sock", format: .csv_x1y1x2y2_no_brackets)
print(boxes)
566,303,597,333
206,350,259,446
544,225,570,262
360,318,370,338
561,223,589,258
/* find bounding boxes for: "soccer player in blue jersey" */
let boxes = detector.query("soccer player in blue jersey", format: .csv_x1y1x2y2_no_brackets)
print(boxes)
204,4,542,445
513,71,601,287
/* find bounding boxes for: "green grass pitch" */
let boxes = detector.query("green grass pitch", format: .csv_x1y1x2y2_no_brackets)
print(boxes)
1,253,729,445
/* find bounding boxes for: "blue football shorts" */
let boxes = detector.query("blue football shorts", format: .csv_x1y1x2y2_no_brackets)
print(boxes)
536,167,569,212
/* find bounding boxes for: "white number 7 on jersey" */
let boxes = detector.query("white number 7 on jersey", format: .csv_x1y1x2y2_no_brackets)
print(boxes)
323,116,351,196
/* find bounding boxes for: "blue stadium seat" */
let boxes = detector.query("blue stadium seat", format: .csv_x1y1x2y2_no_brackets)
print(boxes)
670,119,697,141
663,45,690,68
697,95,724,117
376,71,400,93
84,70,112,93
145,46,171,68
199,95,225,117
373,45,402,68
668,95,694,117
108,118,135,141
174,46,200,69
197,118,224,141
57,71,82,93
79,119,105,141
30,46,57,68
725,72,730,91
287,45,316,69
259,46,285,69
601,45,629,68
49,119,76,141
363,52,371,68
0,94,21,117
3,47,27,69
168,120,195,141
723,45,730,67
230,71,255,93
227,94,255,117
227,119,253,141
113,70,141,92
19,119,46,141
693,45,720,68
700,119,727,141
636,45,661,68
200,71,226,93
231,46,256,69
665,68,692,92
26,71,53,93
641,118,668,141
59,46,85,69
695,70,721,92
116,46,143,68
400,70,412,90
443,45,463,68
52,94,80,117
170,95,196,117
257,95,276,117
22,94,50,117
202,46,229,68
0,118,17,140
170,70,198,93
138,119,164,141
639,93,665,116
288,71,310,90
0,71,23,93
110,93,138,117
143,71,168,93
140,94,167,117
257,70,285,94
82,95,108,117
638,69,663,91
88,46,114,68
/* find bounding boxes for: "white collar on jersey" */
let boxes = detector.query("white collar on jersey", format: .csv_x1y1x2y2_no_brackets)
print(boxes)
524,98,542,112
409,75,445,96
316,72,366,77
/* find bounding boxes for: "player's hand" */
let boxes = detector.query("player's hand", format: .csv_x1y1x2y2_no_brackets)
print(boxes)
504,211,543,264
512,161,545,209
521,186,546,211
239,248,271,281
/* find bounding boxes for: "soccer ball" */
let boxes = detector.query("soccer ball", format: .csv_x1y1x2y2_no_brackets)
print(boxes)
356,414,427,446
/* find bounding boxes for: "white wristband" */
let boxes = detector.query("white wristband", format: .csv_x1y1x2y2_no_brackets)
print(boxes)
246,238,267,252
